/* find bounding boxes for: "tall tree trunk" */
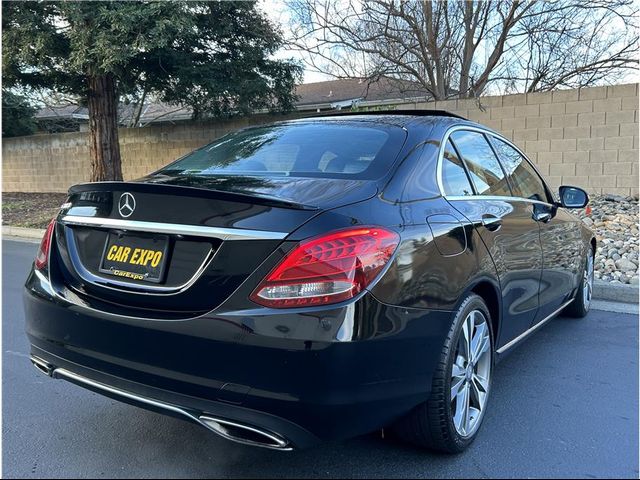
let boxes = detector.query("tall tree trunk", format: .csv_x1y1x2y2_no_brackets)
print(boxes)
87,74,122,181
459,2,475,98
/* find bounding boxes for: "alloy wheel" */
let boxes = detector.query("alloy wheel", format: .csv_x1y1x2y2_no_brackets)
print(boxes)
583,250,594,308
450,309,491,438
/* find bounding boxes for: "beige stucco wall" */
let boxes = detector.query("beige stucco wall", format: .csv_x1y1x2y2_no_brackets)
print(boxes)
2,83,638,197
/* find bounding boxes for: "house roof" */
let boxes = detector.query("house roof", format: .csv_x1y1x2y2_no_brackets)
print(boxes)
34,102,191,126
35,105,89,120
294,77,431,108
118,102,193,125
33,77,433,126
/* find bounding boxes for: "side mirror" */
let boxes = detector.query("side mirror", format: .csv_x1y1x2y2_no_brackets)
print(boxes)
559,185,589,208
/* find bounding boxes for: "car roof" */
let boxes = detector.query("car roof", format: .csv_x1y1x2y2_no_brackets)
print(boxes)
314,109,466,120
290,110,468,129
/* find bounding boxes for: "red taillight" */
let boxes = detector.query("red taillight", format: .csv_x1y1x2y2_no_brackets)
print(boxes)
250,227,400,308
35,218,56,270
585,205,592,216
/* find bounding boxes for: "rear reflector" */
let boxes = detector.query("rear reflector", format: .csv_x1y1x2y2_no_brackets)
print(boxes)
250,227,399,308
35,218,56,270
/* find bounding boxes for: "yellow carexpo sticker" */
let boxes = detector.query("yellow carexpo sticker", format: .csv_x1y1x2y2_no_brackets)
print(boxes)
106,245,163,268
111,269,146,281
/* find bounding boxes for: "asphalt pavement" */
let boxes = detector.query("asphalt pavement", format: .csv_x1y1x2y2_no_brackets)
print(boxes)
3,239,638,479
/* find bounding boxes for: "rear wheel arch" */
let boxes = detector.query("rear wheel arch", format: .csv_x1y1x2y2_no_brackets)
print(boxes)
391,291,495,452
468,280,501,348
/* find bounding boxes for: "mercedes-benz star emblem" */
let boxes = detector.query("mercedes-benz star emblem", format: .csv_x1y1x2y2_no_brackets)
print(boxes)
118,192,136,218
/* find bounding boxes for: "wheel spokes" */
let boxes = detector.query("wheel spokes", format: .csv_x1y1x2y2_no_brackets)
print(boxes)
451,309,492,438
453,383,470,436
467,406,481,431
583,253,594,304
470,320,489,364
451,361,466,399
462,385,471,435
461,314,473,359
470,373,489,409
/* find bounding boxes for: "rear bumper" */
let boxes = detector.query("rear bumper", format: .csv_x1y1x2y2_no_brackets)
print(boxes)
24,270,453,449
29,350,296,450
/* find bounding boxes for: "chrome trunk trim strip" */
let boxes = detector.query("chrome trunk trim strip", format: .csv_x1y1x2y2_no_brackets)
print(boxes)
61,215,288,241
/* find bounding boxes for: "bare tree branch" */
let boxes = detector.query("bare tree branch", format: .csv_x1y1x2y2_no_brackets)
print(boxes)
286,0,639,99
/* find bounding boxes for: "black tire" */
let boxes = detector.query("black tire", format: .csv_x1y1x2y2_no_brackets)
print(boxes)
563,248,594,318
391,293,494,453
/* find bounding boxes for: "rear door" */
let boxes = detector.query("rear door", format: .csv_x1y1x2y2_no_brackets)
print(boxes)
490,137,583,323
442,129,543,347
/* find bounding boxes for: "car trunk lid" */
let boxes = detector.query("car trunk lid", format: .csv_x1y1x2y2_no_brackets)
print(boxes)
51,179,377,317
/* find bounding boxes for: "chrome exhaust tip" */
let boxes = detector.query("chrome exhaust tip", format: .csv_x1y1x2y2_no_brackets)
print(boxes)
30,356,54,377
199,415,292,451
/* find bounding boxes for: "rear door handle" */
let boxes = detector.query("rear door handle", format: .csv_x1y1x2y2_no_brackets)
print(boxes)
481,214,502,231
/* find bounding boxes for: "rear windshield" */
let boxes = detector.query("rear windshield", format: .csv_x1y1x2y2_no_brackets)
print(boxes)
157,121,406,180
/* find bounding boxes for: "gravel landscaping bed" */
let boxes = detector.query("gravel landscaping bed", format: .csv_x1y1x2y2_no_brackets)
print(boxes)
2,192,68,229
578,194,639,285
2,192,638,285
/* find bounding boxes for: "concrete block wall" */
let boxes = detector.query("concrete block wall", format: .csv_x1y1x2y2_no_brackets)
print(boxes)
2,83,638,197
2,133,91,193
2,112,302,193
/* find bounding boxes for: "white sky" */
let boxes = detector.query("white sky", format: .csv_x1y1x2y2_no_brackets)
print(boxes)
261,0,639,87
260,0,332,84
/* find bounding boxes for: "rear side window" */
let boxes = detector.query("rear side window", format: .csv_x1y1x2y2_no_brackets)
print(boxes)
441,140,474,196
450,130,511,196
157,122,406,180
492,138,549,203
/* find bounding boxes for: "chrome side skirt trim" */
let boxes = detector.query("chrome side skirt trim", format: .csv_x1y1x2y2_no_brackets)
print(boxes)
49,366,292,451
61,215,288,241
496,299,574,355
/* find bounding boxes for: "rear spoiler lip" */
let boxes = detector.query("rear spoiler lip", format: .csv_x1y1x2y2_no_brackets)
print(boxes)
68,181,319,211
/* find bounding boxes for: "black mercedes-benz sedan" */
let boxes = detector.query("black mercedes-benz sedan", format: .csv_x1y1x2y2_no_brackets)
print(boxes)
24,111,595,453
